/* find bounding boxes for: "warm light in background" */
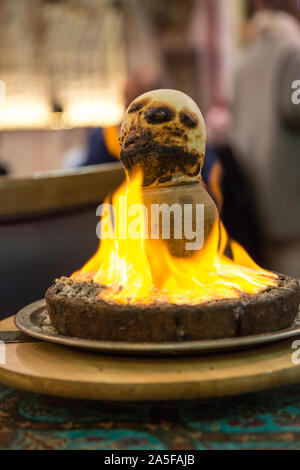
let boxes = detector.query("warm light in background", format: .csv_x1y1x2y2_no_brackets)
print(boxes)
64,99,124,128
0,99,50,129
0,0,126,131
0,98,124,130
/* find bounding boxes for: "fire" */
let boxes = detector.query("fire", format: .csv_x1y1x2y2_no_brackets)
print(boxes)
72,172,277,305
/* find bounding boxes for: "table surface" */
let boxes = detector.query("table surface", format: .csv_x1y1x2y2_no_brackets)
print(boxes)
2,310,300,450
1,381,300,450
2,313,300,402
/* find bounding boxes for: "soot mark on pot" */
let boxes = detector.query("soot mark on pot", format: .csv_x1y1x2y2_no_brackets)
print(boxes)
179,110,198,128
145,106,175,124
158,175,172,184
128,99,149,114
121,141,201,186
123,129,153,149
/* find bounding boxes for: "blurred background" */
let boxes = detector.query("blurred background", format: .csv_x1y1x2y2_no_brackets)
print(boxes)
0,0,300,315
0,0,242,174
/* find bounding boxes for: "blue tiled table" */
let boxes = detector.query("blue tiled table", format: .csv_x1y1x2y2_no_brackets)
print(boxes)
1,382,300,450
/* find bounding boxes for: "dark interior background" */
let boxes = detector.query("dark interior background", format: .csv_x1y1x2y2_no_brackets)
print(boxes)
0,206,100,318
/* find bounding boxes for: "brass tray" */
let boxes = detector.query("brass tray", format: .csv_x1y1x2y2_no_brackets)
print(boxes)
15,299,300,356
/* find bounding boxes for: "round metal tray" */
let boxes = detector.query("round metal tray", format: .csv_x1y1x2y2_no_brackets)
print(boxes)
15,299,300,357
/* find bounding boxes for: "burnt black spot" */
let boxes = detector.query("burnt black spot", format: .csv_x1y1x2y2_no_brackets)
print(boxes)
164,126,183,138
144,106,175,124
179,111,198,128
128,99,149,114
158,175,172,184
123,129,153,149
124,134,139,148
170,130,182,137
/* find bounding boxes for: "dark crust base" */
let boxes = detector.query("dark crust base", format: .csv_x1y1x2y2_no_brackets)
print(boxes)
45,275,300,343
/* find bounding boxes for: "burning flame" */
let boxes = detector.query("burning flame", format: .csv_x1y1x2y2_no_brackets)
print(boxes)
72,172,277,305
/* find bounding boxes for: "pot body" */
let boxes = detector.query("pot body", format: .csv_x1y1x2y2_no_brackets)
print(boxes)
142,181,218,258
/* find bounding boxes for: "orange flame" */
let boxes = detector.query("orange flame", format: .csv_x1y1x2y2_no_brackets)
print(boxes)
72,172,277,305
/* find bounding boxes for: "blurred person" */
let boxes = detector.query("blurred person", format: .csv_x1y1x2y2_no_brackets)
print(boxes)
233,0,300,277
62,145,87,169
0,162,8,176
206,103,265,263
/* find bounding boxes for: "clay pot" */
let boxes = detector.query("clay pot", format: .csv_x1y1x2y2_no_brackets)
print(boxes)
142,181,218,258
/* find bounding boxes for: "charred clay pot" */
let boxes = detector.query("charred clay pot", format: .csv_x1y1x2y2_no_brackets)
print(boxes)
120,89,218,258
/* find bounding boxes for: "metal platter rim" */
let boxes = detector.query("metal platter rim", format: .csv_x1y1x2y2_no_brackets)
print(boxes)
15,299,300,356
